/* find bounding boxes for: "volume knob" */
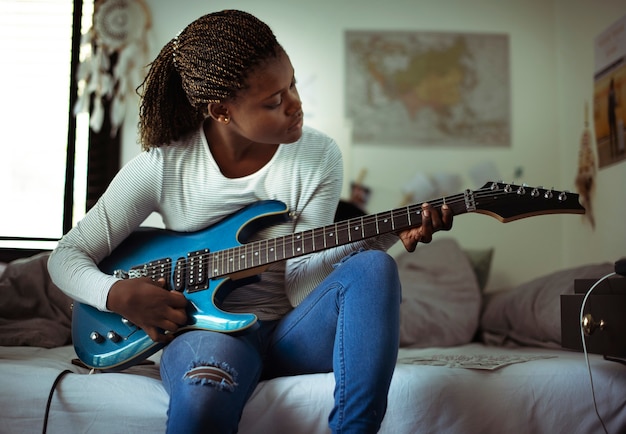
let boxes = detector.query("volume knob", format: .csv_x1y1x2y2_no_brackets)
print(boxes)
107,331,122,343
90,331,104,343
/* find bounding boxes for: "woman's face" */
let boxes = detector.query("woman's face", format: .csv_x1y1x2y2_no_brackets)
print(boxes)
222,50,304,145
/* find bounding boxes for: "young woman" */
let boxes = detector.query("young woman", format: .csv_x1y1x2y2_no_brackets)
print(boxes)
48,10,452,433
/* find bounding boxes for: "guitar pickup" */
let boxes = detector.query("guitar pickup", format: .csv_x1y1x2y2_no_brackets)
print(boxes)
186,249,210,292
173,257,186,292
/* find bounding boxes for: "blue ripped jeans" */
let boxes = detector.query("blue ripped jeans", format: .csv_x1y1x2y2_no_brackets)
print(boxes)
160,249,401,434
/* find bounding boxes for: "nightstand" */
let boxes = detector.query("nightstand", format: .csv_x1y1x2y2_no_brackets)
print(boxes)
560,276,626,357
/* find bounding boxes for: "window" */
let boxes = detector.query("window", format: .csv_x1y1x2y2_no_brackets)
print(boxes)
0,0,93,250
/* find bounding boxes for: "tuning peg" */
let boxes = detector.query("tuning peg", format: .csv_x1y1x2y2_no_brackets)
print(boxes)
544,188,554,199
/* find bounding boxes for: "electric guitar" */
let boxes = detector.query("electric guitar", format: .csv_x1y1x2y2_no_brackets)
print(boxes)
72,181,585,371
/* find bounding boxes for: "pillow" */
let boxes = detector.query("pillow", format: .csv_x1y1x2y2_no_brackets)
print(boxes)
480,262,614,348
462,247,494,291
396,238,482,348
0,252,73,348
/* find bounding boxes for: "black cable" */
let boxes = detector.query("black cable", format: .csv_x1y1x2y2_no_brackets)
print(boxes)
42,369,73,434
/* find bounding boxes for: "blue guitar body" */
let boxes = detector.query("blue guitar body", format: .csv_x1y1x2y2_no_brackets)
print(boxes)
72,200,290,371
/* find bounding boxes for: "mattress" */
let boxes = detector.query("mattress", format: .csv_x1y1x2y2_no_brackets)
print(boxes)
1,343,624,434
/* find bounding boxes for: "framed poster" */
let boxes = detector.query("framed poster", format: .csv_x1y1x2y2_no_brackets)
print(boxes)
593,14,626,168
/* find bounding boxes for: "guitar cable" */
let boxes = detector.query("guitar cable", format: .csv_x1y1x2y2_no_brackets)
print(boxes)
578,270,618,434
42,369,72,434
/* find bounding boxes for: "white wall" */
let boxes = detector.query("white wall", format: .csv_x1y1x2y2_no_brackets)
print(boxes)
120,0,626,291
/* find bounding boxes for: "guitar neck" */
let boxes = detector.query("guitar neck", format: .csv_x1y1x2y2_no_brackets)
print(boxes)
209,190,473,279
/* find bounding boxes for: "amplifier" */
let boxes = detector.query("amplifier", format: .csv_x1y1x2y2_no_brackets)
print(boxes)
560,276,626,357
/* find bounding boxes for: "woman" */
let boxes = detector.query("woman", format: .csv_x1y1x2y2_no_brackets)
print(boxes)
48,10,452,433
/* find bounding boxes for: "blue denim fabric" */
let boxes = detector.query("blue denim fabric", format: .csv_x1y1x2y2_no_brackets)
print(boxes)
160,249,401,434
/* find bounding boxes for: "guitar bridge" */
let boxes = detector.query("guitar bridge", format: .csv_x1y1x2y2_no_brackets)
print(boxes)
113,258,172,288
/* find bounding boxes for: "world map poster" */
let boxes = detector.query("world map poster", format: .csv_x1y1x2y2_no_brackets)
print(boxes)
345,30,510,147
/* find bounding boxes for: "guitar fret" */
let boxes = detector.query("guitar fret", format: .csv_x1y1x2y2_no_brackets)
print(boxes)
393,209,410,231
362,215,378,238
269,238,276,262
336,222,350,245
289,235,295,259
316,227,325,250
377,211,393,234
248,243,259,267
258,240,266,266
276,236,285,261
294,233,303,256
302,229,314,255
239,246,245,272
328,225,337,246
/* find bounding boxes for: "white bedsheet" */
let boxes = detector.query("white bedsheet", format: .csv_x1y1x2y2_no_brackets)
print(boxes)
1,344,624,434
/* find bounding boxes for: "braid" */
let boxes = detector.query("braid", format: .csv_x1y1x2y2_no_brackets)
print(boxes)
137,10,282,150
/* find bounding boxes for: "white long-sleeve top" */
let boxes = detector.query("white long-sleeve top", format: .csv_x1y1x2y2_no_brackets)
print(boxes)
48,125,398,320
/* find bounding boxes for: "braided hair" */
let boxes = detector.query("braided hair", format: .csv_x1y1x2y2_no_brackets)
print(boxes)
137,10,282,149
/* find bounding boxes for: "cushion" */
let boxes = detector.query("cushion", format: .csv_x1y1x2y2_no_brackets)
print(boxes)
480,262,614,348
462,247,494,291
397,238,482,348
0,252,73,347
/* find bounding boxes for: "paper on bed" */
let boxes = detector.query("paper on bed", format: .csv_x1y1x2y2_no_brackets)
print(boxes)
398,353,557,370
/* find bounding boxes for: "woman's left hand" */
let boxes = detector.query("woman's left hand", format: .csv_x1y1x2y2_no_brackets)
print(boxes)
398,203,453,252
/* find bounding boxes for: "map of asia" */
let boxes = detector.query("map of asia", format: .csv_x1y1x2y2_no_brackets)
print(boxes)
345,30,510,147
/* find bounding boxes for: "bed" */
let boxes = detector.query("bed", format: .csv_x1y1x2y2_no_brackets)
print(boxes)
1,239,624,434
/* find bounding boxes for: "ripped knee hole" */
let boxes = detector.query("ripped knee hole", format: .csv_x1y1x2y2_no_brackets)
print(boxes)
183,365,238,391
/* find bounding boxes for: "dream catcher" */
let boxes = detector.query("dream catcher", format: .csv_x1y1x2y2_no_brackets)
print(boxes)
74,0,151,135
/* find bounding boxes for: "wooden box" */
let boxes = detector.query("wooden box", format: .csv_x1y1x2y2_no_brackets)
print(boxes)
560,277,626,357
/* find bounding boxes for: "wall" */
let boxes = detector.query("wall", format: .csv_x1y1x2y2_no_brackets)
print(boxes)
120,0,626,291
554,1,626,271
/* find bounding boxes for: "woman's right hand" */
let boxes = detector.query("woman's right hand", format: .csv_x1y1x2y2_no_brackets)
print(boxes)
106,277,189,343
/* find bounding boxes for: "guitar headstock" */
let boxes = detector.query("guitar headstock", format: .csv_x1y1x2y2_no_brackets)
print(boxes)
472,181,585,222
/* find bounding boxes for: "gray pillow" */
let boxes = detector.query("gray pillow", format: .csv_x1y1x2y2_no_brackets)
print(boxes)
397,238,482,348
480,262,614,348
